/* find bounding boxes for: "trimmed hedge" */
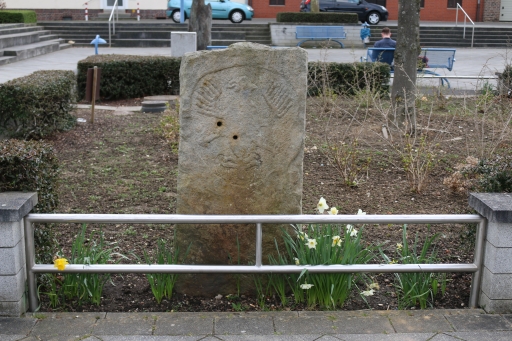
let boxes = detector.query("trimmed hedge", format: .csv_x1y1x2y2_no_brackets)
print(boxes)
308,61,391,96
76,55,182,100
0,70,76,139
276,12,358,24
0,139,59,213
0,10,37,23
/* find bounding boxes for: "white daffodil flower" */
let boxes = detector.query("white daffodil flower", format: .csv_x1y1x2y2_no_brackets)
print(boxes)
357,209,366,215
396,243,403,250
297,231,308,241
350,228,358,237
332,235,342,247
294,257,300,265
306,238,317,249
317,197,329,214
369,282,380,290
361,289,374,297
300,283,314,290
328,207,338,215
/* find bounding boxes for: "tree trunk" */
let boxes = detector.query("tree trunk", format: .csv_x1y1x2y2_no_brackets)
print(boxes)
311,0,320,13
188,0,212,51
390,0,421,133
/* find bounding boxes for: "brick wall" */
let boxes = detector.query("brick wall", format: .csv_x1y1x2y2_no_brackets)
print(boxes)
483,0,501,21
24,9,102,21
251,0,302,19
126,9,167,19
385,0,479,21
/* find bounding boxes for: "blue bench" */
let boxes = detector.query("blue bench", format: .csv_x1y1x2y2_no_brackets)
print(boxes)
296,26,346,48
363,47,456,87
206,46,228,50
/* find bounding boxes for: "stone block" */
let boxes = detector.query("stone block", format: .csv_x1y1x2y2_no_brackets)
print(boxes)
469,193,512,223
0,220,23,248
0,293,27,317
485,222,512,247
171,32,196,57
0,240,24,275
154,315,214,335
0,192,37,223
445,313,512,331
480,291,512,314
175,42,307,295
481,266,512,300
214,316,274,335
484,241,512,273
0,268,25,302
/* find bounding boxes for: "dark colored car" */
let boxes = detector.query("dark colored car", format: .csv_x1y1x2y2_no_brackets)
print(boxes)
299,0,388,25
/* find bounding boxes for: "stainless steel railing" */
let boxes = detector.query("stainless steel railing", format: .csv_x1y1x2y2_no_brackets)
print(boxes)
24,213,486,312
456,4,476,48
108,0,119,48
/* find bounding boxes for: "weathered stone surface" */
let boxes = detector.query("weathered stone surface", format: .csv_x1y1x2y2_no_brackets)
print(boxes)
175,43,307,295
188,0,212,51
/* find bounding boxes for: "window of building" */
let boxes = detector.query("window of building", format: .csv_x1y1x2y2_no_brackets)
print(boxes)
270,0,285,5
421,0,425,8
447,0,462,8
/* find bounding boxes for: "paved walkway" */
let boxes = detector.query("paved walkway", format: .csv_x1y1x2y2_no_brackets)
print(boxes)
1,309,512,340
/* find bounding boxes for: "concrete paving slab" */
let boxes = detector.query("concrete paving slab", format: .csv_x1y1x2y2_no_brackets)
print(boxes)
0,336,33,341
503,314,512,324
427,334,462,341
331,316,395,334
447,330,512,340
30,315,98,338
445,314,512,331
214,315,275,335
100,336,201,341
219,336,324,341
333,333,436,341
0,317,36,335
273,315,335,335
92,313,155,335
389,313,454,333
153,316,214,335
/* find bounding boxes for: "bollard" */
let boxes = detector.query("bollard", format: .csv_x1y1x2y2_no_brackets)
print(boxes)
85,2,88,21
137,2,140,21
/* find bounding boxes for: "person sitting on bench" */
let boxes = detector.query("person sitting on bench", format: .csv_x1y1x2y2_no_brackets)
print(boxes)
372,27,396,65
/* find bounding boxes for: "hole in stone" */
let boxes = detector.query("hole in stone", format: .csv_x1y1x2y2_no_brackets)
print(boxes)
233,135,238,140
217,121,222,127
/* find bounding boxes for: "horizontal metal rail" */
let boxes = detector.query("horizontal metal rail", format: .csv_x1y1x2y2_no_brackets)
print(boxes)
25,214,486,312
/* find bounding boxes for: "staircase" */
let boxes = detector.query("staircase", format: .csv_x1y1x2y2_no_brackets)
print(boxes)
0,24,71,66
369,25,512,48
37,21,272,48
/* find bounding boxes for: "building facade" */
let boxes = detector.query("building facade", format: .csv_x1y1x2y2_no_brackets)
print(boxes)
2,0,511,22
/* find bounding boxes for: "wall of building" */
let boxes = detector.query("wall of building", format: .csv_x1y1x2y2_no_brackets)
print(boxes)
250,0,301,18
384,0,479,21
484,0,501,21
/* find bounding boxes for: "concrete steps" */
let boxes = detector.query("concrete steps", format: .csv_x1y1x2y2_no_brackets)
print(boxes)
0,24,72,66
37,21,272,48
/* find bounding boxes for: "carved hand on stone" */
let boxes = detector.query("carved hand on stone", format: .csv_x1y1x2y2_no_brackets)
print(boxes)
264,82,293,118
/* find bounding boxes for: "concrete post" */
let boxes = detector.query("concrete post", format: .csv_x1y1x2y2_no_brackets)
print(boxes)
0,192,37,317
171,32,197,57
469,192,512,313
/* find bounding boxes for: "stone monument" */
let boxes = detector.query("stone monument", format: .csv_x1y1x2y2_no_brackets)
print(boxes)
175,43,308,295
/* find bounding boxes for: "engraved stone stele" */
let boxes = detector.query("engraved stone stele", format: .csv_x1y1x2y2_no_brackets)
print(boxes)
175,42,308,296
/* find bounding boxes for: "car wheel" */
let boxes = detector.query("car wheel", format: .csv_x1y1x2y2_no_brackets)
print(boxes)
230,10,244,24
366,11,381,25
171,10,182,23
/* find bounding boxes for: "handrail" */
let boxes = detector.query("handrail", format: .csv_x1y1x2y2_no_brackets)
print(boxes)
455,3,475,48
24,213,486,312
108,0,119,48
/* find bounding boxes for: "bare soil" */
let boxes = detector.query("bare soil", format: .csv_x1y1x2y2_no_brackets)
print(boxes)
39,94,511,313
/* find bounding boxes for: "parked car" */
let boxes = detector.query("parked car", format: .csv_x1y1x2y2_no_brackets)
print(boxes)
167,0,254,24
299,0,388,25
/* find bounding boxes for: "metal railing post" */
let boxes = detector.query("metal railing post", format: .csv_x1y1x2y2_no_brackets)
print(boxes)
469,218,487,308
255,223,262,267
24,218,38,312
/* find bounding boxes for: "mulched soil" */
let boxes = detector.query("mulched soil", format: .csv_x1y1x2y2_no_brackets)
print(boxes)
38,94,510,313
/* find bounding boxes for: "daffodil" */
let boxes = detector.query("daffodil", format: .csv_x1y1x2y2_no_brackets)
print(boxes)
317,197,329,214
54,258,69,271
369,282,380,290
396,243,403,250
297,231,308,241
300,283,314,290
306,238,317,249
361,289,374,296
294,257,300,265
328,207,338,215
350,228,358,237
357,209,366,215
332,235,342,247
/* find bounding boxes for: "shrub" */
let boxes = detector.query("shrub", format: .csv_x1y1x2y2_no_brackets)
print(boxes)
0,139,59,264
276,12,358,24
308,61,390,96
76,55,181,100
0,70,76,139
0,10,37,23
